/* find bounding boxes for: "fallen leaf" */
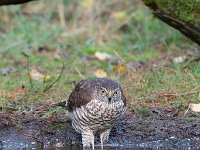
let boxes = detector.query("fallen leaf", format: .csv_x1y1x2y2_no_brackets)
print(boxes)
44,75,51,81
112,64,127,73
81,0,93,9
30,69,51,82
94,51,112,61
189,103,200,112
0,86,27,99
95,69,107,78
173,55,186,63
30,69,44,81
111,11,127,21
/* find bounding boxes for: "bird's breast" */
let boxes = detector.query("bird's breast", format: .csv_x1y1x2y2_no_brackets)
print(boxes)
86,99,125,118
70,99,126,133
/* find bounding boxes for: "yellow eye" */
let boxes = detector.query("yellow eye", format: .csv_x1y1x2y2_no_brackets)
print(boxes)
100,90,106,95
113,91,118,96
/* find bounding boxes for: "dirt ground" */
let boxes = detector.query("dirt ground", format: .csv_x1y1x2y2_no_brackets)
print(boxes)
0,108,200,150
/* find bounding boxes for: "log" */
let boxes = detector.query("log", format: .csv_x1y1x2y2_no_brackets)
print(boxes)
0,0,37,6
142,0,200,45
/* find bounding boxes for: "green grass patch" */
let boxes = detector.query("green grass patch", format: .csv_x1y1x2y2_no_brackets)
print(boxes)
0,0,198,116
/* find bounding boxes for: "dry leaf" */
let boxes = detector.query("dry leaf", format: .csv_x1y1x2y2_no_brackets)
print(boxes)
189,103,200,112
184,103,200,116
0,86,26,99
94,51,112,61
113,64,127,72
173,56,186,63
95,69,107,78
30,69,44,81
30,69,51,82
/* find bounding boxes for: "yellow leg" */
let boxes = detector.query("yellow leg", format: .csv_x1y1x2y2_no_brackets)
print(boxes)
100,129,111,149
92,138,94,150
100,134,104,149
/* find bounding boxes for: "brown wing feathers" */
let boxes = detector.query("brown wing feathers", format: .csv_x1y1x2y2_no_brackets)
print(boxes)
68,80,93,111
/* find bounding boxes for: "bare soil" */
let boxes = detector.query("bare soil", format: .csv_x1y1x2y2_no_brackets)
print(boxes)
0,108,200,150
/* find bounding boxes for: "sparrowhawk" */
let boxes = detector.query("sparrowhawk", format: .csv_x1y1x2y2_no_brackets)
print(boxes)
67,78,126,149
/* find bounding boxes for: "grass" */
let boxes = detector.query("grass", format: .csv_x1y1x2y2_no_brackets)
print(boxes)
0,0,199,117
125,65,200,109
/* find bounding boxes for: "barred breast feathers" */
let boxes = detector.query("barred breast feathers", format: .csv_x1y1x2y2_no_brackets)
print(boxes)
70,98,126,133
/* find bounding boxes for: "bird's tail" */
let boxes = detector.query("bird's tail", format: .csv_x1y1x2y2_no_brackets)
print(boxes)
53,99,68,108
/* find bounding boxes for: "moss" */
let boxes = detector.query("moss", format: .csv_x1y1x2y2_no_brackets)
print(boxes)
143,0,200,27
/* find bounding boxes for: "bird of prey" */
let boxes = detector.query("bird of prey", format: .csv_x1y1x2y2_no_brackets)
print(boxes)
67,78,126,149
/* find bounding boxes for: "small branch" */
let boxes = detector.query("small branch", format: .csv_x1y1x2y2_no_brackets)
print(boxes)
0,0,38,6
21,52,33,88
43,54,65,93
113,50,125,63
75,67,84,79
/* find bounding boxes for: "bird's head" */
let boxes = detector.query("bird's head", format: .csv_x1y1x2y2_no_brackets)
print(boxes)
98,87,121,103
91,78,124,104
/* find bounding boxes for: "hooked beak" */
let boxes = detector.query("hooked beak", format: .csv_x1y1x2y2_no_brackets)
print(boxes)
107,92,112,102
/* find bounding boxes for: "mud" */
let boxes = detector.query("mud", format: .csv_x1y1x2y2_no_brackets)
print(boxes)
0,110,200,150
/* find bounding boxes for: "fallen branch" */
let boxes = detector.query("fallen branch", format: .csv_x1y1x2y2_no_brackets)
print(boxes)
43,54,65,92
142,0,200,45
0,0,38,6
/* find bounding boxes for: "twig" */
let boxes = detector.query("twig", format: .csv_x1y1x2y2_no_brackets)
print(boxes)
113,50,125,63
75,66,85,79
43,54,65,92
184,104,191,116
21,52,33,88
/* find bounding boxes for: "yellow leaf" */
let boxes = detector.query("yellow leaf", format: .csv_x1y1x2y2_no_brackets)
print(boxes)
112,11,127,21
95,69,107,78
113,64,127,72
44,75,51,81
81,0,93,9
